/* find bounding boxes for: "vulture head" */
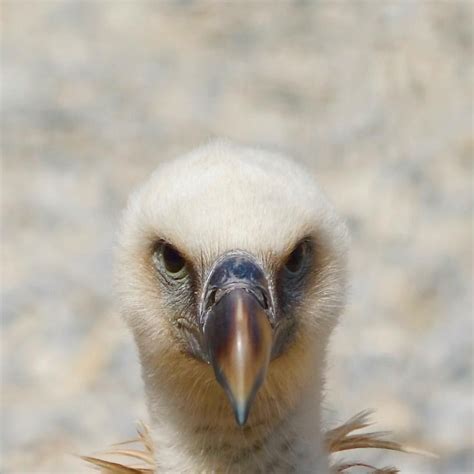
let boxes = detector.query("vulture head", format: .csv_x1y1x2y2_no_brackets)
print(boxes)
117,141,349,471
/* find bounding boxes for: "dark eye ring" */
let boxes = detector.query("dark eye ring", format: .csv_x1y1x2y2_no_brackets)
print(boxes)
153,242,188,280
284,240,310,275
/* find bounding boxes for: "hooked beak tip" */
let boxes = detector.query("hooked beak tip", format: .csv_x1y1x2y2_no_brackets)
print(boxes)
235,402,250,426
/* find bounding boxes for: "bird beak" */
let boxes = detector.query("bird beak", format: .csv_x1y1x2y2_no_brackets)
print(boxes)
201,254,274,426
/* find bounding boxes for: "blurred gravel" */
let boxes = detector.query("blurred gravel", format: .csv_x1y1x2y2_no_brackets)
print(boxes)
1,2,472,473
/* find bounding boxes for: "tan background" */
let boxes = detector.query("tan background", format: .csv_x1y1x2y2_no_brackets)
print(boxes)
2,1,473,472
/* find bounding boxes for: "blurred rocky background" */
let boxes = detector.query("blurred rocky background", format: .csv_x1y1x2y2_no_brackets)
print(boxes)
1,1,472,472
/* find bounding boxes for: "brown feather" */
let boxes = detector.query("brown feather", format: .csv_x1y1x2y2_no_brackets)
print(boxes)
79,455,149,473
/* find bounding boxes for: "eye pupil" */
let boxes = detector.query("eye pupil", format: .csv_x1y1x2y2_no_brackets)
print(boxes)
162,244,186,274
284,242,307,274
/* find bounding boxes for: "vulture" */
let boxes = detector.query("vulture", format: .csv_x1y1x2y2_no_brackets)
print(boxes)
83,141,422,473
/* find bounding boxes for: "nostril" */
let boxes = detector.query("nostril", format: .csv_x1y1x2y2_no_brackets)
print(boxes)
206,288,227,310
254,287,270,310
206,289,217,310
261,291,270,310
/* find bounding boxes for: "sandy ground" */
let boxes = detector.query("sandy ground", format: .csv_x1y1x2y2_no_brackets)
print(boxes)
1,1,473,473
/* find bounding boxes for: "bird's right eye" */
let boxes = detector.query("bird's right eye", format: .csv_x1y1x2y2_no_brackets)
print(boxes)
153,242,188,280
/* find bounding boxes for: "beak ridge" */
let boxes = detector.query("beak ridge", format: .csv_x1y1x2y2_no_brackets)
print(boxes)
203,288,273,426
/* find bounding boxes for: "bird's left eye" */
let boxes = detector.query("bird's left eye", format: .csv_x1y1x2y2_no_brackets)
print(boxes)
153,242,188,280
284,240,310,275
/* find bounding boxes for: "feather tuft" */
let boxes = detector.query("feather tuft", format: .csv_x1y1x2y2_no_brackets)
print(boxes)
80,421,155,473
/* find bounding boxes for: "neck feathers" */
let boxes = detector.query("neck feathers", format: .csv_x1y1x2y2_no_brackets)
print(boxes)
143,350,329,473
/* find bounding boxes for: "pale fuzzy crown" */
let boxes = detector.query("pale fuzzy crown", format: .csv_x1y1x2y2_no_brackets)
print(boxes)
119,140,348,264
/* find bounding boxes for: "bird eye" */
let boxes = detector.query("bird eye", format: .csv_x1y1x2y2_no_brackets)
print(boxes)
284,240,309,275
153,243,188,280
